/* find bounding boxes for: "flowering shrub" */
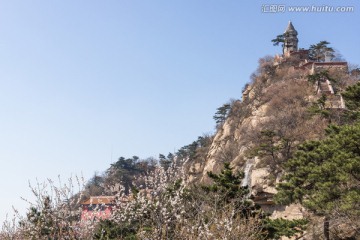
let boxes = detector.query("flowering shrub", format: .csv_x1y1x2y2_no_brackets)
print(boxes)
1,176,95,239
1,158,306,239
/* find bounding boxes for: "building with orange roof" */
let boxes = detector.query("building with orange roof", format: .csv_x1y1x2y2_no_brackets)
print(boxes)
80,196,115,221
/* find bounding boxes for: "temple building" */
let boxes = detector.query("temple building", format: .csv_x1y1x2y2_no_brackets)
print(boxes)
276,21,348,109
80,196,116,221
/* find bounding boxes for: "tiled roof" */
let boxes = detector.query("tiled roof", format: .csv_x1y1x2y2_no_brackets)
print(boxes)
81,196,115,205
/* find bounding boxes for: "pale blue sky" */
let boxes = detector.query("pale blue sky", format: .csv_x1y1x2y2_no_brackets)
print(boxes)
1,0,359,222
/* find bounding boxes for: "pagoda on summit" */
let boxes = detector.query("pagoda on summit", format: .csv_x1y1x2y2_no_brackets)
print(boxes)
282,21,309,60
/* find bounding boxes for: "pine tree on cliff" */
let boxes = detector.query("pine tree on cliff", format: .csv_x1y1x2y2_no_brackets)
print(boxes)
213,103,231,125
308,41,334,62
206,162,249,203
275,123,360,239
342,82,360,122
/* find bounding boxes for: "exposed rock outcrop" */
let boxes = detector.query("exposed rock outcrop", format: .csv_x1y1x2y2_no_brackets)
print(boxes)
185,57,336,219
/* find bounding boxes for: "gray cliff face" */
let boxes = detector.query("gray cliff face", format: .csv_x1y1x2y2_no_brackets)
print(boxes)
200,85,272,191
201,102,267,181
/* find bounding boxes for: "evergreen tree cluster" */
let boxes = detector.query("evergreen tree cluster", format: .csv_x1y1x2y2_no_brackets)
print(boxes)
274,82,360,239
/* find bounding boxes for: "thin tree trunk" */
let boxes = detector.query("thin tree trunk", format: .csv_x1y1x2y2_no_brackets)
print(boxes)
324,215,330,240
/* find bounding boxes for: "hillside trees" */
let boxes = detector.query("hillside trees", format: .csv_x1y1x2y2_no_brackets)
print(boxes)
309,41,335,62
205,163,249,205
84,173,105,197
271,34,285,51
245,54,359,238
257,56,276,79
176,135,213,162
188,163,307,239
105,156,156,194
275,123,360,239
250,80,327,175
342,82,360,122
159,153,173,170
174,134,214,182
307,70,335,86
213,103,231,126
